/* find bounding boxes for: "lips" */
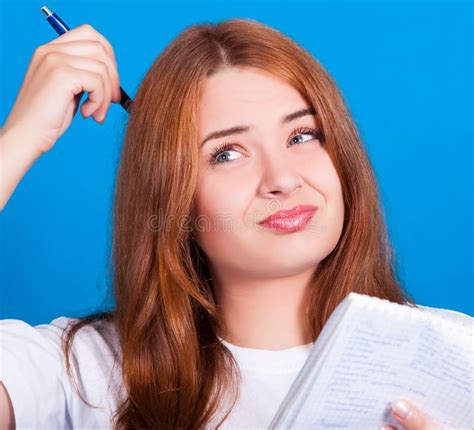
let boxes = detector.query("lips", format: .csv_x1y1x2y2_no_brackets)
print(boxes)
258,204,318,224
257,204,318,233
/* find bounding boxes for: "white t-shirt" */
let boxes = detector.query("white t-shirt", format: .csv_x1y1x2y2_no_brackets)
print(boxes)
0,304,469,429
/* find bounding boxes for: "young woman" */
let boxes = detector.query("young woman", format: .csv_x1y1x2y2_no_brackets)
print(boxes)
0,19,464,430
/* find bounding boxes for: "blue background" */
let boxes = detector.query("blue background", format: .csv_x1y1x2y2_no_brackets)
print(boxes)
1,0,472,325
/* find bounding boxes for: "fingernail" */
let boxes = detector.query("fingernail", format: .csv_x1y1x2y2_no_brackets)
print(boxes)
392,399,412,420
379,425,394,430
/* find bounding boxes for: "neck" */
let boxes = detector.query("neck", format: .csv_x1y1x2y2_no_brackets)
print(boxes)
212,266,316,351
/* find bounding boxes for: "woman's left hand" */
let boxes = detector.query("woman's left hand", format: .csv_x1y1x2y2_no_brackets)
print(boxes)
380,398,444,430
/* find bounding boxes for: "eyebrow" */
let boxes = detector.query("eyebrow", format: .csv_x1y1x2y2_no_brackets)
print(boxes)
200,106,317,148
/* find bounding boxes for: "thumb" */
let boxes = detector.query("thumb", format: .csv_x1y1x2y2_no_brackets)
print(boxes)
390,399,442,429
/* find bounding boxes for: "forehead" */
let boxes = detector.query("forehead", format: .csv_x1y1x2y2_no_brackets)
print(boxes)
197,67,308,136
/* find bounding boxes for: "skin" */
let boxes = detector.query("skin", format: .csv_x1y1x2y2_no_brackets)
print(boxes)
195,66,345,350
0,26,444,429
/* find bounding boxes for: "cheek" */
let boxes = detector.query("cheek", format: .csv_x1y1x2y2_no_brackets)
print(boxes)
298,147,344,228
193,172,253,266
195,169,254,232
313,151,345,236
301,144,339,187
318,152,343,201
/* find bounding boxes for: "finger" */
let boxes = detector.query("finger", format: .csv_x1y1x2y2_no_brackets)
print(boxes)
74,69,106,121
57,65,106,120
51,23,117,66
40,52,111,122
74,61,111,122
47,40,121,102
390,399,443,430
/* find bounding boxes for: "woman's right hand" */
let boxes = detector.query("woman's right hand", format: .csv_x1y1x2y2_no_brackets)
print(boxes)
1,23,121,155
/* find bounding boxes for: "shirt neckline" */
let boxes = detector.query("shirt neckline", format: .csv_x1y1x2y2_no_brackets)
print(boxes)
217,335,314,372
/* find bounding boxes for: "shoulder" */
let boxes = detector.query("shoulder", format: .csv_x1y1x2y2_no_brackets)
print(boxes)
55,316,124,399
0,316,124,428
44,316,124,404
47,315,121,359
1,315,120,363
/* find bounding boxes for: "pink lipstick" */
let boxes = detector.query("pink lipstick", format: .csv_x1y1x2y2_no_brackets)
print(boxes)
258,204,318,233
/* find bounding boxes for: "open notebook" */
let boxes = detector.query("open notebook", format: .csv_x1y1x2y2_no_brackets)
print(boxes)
268,292,473,429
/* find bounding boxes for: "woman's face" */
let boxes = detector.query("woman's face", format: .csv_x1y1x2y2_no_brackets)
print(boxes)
194,66,344,281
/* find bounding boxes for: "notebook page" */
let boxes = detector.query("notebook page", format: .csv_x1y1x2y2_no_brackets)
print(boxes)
269,293,474,429
268,292,354,427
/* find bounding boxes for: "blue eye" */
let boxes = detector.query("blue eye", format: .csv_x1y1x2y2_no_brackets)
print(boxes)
206,142,242,166
289,131,317,146
287,126,323,147
207,126,322,166
209,144,242,165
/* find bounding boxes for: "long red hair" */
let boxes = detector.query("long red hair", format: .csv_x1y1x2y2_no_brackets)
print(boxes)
60,18,415,429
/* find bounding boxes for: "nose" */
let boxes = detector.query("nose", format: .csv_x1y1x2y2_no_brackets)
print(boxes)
257,150,304,198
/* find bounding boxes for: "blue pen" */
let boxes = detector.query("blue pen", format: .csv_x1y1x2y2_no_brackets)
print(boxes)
40,5,133,113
